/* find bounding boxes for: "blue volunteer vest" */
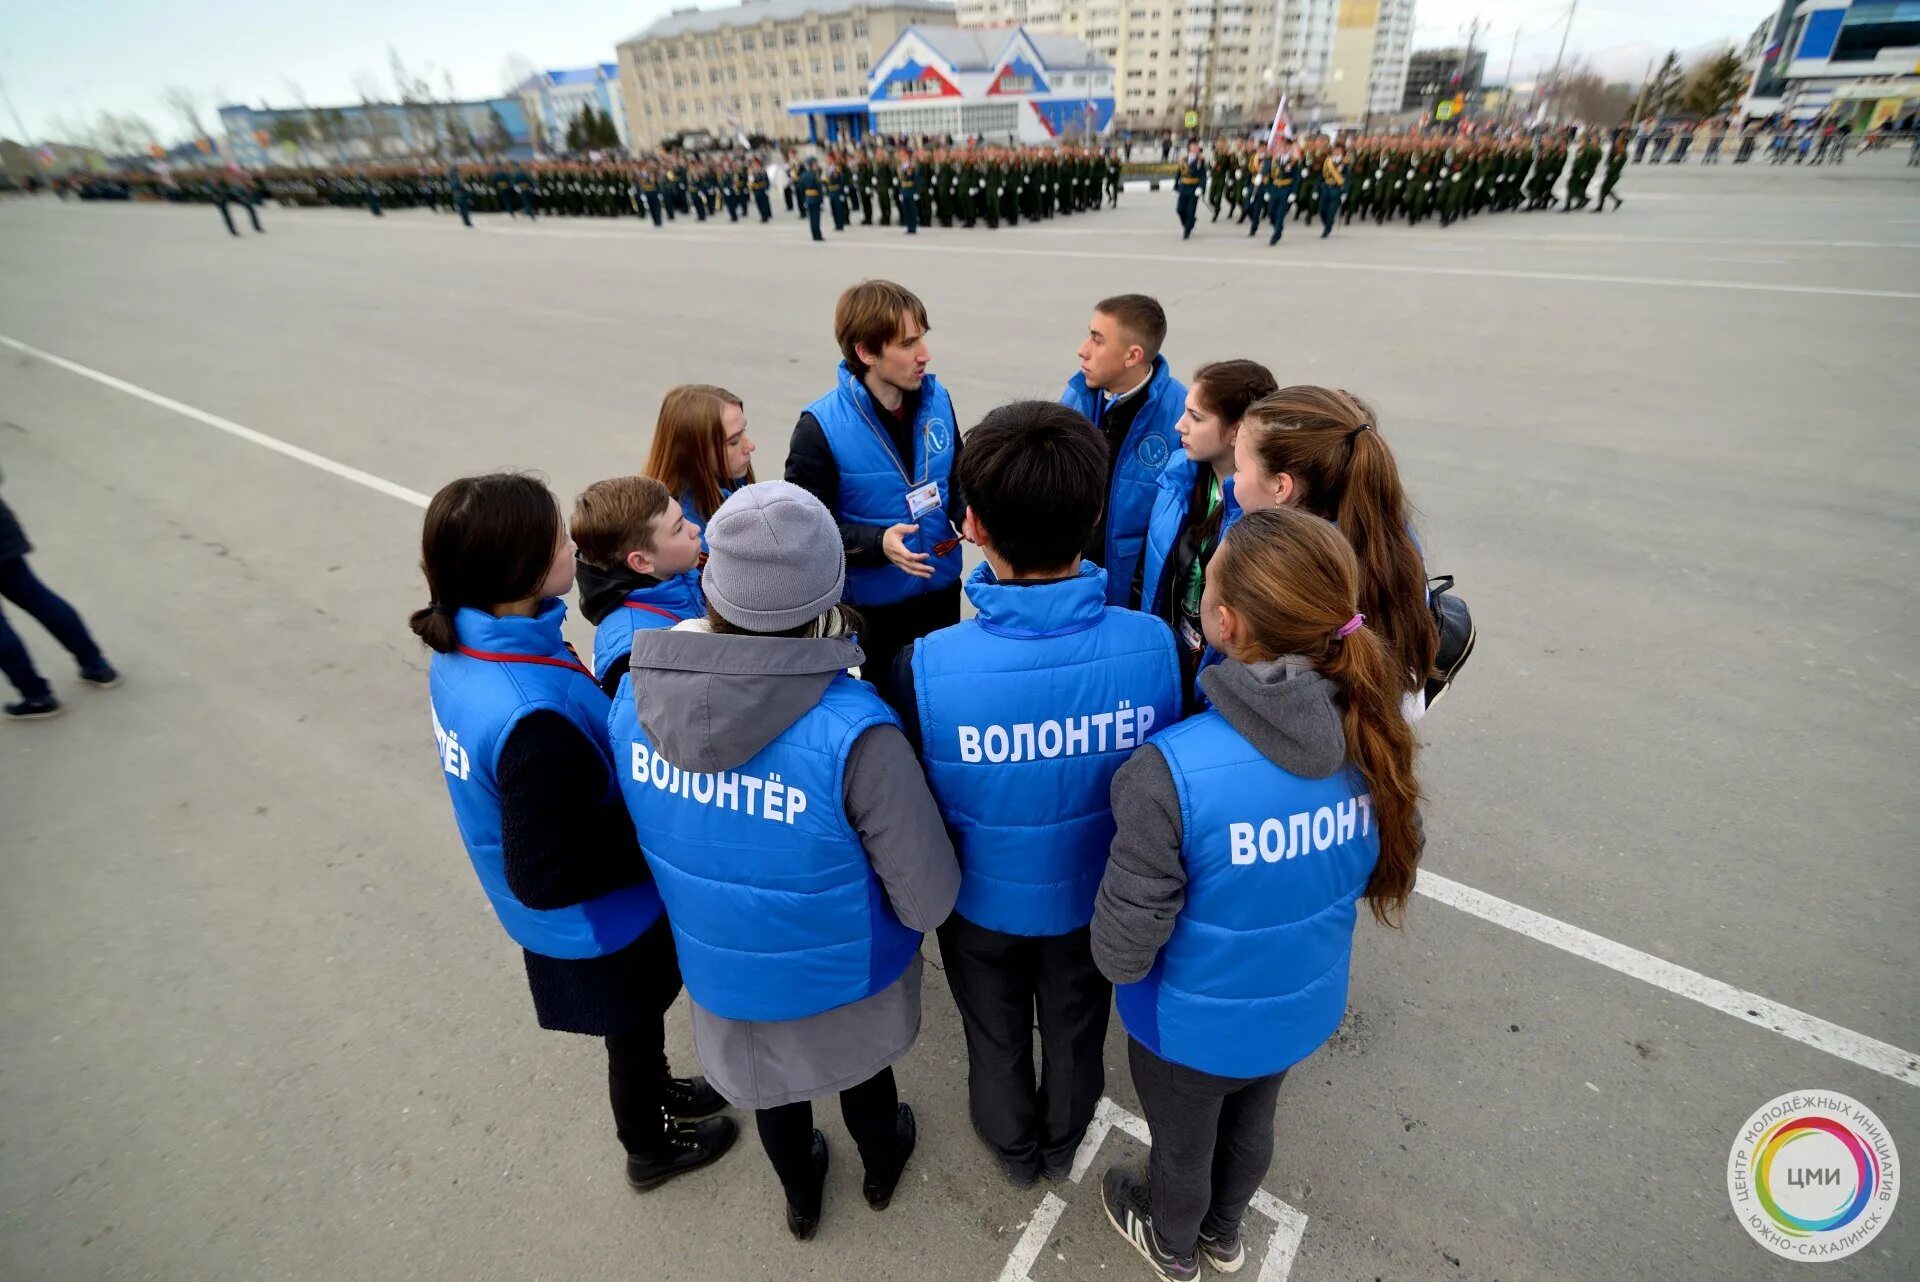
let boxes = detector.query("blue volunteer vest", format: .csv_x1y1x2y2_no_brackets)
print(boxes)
428,601,663,959
913,563,1181,936
1060,356,1189,607
679,485,739,554
1137,459,1243,622
590,573,707,686
806,363,962,607
609,673,921,1021
1115,708,1379,1078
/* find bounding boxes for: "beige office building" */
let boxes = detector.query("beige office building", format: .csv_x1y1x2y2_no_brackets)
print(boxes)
956,0,1412,129
616,0,959,148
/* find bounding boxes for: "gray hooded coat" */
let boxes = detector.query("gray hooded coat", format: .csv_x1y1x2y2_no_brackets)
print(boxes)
627,624,960,1110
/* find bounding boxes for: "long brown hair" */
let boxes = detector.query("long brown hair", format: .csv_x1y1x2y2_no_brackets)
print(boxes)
408,473,560,654
1238,386,1436,694
1209,507,1423,927
642,384,752,521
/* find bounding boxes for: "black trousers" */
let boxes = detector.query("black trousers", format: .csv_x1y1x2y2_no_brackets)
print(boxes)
938,915,1110,1174
755,1066,898,1205
595,920,685,1158
1127,1037,1288,1256
855,581,960,707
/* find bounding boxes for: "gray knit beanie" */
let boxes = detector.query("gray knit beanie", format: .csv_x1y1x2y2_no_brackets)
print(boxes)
701,480,846,633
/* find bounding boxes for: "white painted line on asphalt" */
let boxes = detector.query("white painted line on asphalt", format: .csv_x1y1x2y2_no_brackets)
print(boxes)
1417,871,1916,1085
0,334,432,509
996,1192,1067,1282
1059,1097,1309,1281
821,238,1920,302
6,330,1918,1093
363,217,1920,301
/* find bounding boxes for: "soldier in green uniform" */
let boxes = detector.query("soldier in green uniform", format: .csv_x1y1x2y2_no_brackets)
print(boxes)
1563,132,1602,211
1000,149,1021,227
855,153,875,225
876,151,895,226
1593,135,1627,212
1106,148,1122,208
1207,145,1231,221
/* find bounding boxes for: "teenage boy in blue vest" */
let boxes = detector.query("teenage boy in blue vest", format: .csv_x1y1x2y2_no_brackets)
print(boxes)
786,279,966,704
890,402,1182,1187
1059,294,1189,611
570,476,707,698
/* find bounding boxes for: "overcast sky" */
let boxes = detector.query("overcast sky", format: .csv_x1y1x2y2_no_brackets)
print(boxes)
2,0,1766,144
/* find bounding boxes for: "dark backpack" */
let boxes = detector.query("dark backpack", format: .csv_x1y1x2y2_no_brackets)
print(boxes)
1423,575,1475,709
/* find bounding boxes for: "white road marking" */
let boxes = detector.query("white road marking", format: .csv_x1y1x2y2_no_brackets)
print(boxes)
1057,1097,1308,1281
1417,872,1915,1085
355,216,1920,301
995,1192,1067,1282
0,334,431,509
5,331,1918,1092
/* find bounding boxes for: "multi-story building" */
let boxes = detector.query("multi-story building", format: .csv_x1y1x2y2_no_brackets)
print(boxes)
1757,0,1920,127
956,0,1413,130
217,99,533,170
1402,45,1486,112
513,65,631,155
616,0,959,147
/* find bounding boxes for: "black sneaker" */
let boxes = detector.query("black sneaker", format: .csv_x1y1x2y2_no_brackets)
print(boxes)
5,695,62,720
79,663,120,690
663,1075,727,1120
786,1129,829,1241
625,1115,737,1193
1197,1226,1245,1273
1102,1167,1199,1281
861,1102,917,1210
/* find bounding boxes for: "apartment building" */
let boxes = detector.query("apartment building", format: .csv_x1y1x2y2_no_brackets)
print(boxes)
616,0,959,147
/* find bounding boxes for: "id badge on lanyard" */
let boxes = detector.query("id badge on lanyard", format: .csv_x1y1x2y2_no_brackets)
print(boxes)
906,481,942,520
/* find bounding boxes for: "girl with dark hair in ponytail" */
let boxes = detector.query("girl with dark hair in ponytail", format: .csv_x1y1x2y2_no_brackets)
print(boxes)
411,472,737,1196
1136,359,1279,710
1092,506,1422,1280
1231,386,1438,715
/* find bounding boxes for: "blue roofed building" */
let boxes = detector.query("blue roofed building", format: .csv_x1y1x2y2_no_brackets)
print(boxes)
513,65,631,155
788,23,1114,144
1755,0,1920,125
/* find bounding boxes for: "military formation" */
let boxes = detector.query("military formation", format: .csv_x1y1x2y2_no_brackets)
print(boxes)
62,139,1131,239
1181,129,1631,241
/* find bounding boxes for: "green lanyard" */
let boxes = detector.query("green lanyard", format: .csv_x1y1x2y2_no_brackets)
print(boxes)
1181,475,1222,614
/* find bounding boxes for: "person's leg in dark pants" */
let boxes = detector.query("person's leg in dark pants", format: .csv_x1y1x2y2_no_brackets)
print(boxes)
837,1065,901,1175
1127,1037,1227,1257
1033,926,1112,1174
0,604,52,701
0,556,108,677
1198,1068,1287,1246
756,1099,821,1201
939,915,1043,1179
606,1017,670,1156
856,582,960,707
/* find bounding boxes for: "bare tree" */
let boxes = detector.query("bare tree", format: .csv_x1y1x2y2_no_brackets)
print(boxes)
1542,57,1634,127
1634,50,1684,123
162,86,207,143
501,54,540,96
